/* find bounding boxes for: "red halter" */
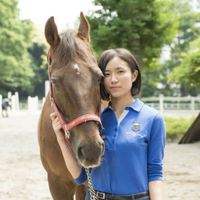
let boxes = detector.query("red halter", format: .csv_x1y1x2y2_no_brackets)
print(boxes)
47,53,103,153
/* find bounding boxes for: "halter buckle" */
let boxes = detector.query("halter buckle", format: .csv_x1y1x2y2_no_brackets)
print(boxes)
64,125,70,139
50,97,54,107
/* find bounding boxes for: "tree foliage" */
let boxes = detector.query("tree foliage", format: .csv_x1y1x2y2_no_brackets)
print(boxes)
167,0,200,92
87,0,176,69
27,41,48,98
170,36,200,87
0,0,35,97
0,0,48,98
1,0,199,99
145,0,200,96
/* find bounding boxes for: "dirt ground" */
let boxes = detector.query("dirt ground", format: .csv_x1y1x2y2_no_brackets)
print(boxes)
0,111,199,200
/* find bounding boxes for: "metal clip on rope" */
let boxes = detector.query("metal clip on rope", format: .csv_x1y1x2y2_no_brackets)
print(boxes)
85,168,98,200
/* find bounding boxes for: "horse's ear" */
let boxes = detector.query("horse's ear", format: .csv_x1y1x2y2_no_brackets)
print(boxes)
45,16,60,48
77,12,90,42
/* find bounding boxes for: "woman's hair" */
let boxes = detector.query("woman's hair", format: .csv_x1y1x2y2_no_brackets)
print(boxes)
98,48,142,101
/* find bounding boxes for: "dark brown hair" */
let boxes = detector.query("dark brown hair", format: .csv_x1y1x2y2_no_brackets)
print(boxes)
98,48,142,100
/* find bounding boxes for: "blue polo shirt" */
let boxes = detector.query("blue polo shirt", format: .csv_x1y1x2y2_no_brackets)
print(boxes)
74,98,166,195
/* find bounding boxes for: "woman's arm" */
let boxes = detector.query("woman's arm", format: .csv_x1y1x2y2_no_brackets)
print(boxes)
57,139,82,178
148,112,166,199
149,180,164,200
50,112,82,179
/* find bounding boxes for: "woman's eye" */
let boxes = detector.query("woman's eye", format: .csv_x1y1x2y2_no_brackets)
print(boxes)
104,73,110,77
118,70,124,74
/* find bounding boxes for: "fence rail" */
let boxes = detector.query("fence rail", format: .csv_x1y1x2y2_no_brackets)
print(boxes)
142,95,200,113
2,94,200,115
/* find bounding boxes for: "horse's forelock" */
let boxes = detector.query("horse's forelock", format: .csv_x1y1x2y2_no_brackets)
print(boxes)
58,30,94,67
59,30,77,61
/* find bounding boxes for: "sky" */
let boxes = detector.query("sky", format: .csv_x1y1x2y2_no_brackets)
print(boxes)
17,0,100,32
18,0,199,32
17,0,199,61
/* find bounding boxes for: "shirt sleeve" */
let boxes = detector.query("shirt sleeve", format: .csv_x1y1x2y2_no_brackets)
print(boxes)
148,112,166,182
73,167,88,185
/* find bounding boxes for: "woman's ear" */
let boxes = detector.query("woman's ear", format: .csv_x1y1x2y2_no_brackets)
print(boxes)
132,70,138,82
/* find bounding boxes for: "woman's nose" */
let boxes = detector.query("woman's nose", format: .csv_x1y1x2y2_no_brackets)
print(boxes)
111,74,118,83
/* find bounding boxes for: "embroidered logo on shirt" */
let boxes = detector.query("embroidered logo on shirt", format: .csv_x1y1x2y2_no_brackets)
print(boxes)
132,123,140,132
126,132,144,138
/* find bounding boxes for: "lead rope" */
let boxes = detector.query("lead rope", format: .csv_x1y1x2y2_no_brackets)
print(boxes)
85,168,99,200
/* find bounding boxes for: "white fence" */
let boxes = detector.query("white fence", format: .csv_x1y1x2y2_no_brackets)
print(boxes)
1,92,200,115
28,96,39,112
142,95,200,114
0,94,2,114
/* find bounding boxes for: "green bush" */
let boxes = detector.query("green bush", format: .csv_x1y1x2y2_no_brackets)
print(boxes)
164,117,195,139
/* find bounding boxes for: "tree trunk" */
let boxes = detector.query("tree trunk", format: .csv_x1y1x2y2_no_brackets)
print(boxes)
179,113,200,144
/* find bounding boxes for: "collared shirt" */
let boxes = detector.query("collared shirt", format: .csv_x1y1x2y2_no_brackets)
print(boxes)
75,98,166,195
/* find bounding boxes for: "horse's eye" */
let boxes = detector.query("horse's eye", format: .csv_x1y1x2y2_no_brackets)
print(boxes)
51,78,60,88
98,74,104,83
47,54,52,65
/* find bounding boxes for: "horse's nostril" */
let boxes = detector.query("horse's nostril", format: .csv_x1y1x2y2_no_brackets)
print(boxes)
78,146,84,160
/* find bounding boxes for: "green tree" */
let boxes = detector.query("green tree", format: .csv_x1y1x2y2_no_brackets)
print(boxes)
27,41,48,98
170,36,200,88
87,0,176,69
0,0,35,97
159,0,200,96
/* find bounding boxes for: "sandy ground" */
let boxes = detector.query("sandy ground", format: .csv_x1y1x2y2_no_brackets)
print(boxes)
0,111,200,200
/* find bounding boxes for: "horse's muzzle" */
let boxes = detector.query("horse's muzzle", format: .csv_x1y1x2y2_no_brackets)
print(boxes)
77,141,105,168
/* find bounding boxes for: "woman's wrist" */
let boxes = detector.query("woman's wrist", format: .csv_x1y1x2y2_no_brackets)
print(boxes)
57,137,66,145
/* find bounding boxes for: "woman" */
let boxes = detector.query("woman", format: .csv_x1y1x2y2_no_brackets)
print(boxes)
51,48,166,200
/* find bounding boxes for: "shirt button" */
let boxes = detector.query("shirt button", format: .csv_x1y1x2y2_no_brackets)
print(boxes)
115,128,117,131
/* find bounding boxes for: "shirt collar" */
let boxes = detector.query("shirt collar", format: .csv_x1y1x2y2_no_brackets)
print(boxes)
128,98,144,112
101,98,144,114
101,101,112,114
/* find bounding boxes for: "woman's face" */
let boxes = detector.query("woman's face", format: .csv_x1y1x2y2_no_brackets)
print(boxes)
103,56,138,100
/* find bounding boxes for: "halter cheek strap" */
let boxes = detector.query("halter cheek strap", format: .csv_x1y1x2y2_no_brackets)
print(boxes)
47,52,103,154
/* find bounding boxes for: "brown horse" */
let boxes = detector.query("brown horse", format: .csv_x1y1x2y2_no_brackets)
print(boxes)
38,13,104,200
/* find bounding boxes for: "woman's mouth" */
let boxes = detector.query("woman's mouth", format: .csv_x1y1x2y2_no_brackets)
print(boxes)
110,86,120,90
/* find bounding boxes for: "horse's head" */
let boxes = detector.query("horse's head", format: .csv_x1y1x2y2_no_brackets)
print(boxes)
45,13,104,168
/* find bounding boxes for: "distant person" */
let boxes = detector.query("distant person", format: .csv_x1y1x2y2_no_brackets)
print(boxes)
1,98,11,117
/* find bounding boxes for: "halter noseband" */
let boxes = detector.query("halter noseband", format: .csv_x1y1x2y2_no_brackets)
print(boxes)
47,52,103,153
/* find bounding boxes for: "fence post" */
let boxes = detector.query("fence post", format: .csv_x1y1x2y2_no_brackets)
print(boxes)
28,96,38,112
8,92,12,112
0,94,2,115
11,95,16,112
191,97,195,111
45,80,49,97
8,91,12,99
42,97,46,106
159,94,164,114
15,92,20,112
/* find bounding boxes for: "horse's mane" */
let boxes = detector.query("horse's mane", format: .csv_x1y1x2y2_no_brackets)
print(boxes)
59,30,94,66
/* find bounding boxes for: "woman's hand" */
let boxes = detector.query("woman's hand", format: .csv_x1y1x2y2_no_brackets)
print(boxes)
50,112,65,142
50,113,82,179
